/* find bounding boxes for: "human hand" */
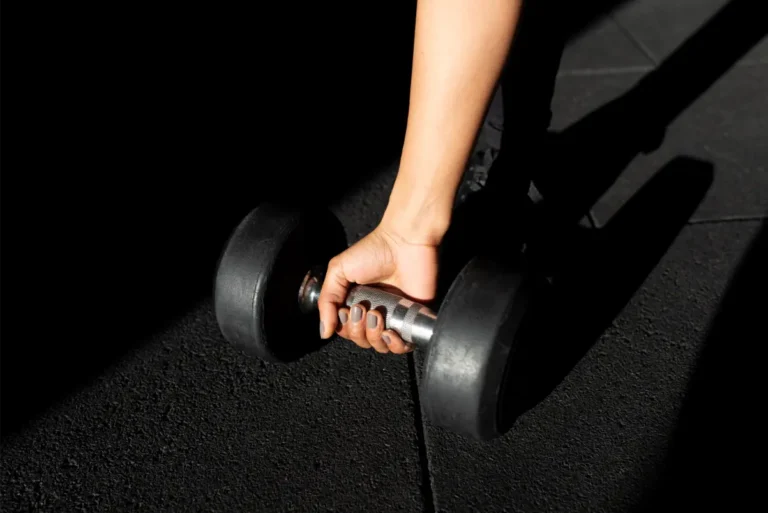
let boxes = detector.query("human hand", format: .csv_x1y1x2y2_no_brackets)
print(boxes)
317,223,439,354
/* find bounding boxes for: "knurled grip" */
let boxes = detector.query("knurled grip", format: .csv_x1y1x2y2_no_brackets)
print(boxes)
345,285,437,345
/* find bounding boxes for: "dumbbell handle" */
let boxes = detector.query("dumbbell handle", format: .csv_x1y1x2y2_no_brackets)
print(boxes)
298,270,437,347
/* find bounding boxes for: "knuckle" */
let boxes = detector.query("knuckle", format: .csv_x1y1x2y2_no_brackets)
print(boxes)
320,289,343,305
327,256,342,271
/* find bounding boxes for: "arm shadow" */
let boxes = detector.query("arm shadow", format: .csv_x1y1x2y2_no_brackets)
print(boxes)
485,0,765,428
633,218,768,512
532,0,766,231
500,156,714,430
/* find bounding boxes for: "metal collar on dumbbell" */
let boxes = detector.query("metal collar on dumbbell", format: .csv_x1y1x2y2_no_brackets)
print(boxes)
384,297,436,347
298,267,324,315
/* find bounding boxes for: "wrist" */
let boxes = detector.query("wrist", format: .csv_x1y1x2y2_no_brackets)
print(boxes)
380,180,453,247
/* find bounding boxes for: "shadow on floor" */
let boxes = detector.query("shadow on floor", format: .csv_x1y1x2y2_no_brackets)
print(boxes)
0,1,640,436
633,218,767,512
483,0,766,432
500,156,713,427
5,0,764,442
440,0,766,295
531,0,767,230
1,3,418,437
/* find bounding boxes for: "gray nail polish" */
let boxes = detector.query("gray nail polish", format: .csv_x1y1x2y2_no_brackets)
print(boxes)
352,306,362,322
382,334,391,345
339,311,348,324
367,313,377,329
319,321,325,337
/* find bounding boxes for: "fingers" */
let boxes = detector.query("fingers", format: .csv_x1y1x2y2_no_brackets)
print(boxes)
337,307,350,335
318,257,348,339
316,249,412,355
336,303,413,354
346,304,373,350
364,309,388,353
335,306,370,349
381,329,413,354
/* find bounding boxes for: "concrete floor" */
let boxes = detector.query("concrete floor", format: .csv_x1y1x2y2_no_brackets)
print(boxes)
2,0,766,511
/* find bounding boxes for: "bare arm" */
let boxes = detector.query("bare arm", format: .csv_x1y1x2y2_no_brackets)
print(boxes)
381,0,522,245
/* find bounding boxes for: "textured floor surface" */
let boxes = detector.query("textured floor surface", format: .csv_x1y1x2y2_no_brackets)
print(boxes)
2,0,767,511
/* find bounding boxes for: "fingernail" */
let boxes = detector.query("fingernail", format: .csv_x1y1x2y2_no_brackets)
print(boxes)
352,306,362,322
319,321,325,337
367,313,377,328
339,311,348,324
382,334,391,345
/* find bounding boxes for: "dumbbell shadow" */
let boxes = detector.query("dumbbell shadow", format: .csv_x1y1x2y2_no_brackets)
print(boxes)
497,156,714,430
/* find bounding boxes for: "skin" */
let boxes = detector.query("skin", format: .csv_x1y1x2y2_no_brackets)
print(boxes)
318,0,523,353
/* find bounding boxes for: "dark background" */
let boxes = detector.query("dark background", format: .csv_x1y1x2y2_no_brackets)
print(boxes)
2,0,767,511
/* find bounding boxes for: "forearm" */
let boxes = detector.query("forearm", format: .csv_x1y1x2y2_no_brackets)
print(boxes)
382,0,522,245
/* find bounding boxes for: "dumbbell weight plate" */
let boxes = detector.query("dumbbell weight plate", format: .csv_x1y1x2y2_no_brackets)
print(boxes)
214,203,347,362
421,255,549,440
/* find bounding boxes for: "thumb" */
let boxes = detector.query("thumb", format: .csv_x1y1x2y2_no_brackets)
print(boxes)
317,256,349,339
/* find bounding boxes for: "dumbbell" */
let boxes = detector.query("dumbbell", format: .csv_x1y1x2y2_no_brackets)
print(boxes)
214,202,549,440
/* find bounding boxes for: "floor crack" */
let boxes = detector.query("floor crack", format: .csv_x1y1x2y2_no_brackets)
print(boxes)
688,215,767,225
407,353,437,513
610,11,659,66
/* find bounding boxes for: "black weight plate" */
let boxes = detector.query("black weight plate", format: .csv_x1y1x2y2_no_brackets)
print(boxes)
421,255,549,440
214,203,347,362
